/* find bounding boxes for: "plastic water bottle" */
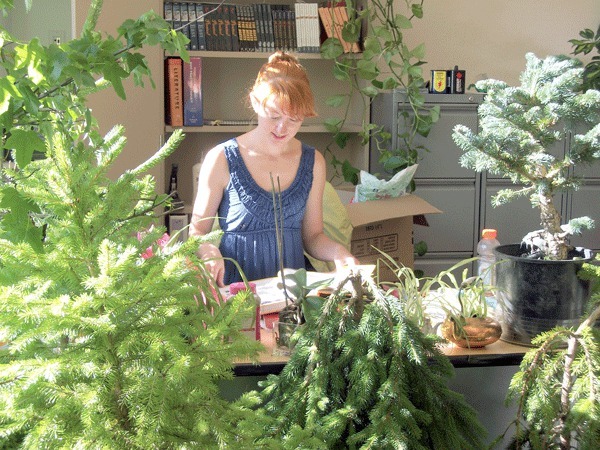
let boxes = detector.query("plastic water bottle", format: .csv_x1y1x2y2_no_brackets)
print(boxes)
477,229,500,307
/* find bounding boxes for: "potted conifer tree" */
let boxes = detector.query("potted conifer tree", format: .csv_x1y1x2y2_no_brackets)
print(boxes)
452,53,600,345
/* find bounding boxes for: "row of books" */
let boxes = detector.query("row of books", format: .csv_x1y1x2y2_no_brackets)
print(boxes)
165,56,203,127
163,2,360,54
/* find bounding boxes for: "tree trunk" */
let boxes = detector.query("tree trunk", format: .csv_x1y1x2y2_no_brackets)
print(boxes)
539,191,567,260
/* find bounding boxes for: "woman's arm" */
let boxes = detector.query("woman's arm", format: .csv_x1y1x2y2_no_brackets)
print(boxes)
302,151,358,270
190,146,229,286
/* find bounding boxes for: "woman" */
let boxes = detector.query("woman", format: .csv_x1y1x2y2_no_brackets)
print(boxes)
190,52,357,287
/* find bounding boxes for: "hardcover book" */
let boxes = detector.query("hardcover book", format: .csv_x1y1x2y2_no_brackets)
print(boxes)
163,2,173,30
187,2,199,50
183,56,203,127
195,3,207,51
180,1,191,49
165,57,183,127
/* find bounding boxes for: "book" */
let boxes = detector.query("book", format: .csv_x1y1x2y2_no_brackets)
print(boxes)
216,4,227,51
318,3,359,53
305,3,322,53
235,5,247,51
272,6,285,50
227,4,240,52
247,5,258,51
263,3,275,52
163,2,174,30
288,9,297,51
165,57,184,127
203,3,216,51
172,2,182,33
194,3,207,51
294,3,305,53
187,2,198,50
180,1,191,49
183,56,203,126
252,4,263,53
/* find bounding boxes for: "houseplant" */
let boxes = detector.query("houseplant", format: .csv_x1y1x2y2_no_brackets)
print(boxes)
0,1,270,447
452,53,600,345
319,0,439,185
255,268,487,448
500,256,600,449
378,253,502,347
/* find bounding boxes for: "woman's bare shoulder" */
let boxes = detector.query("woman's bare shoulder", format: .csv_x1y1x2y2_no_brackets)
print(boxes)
200,140,235,176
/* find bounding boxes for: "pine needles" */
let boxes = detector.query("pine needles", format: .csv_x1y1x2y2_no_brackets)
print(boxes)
256,270,486,449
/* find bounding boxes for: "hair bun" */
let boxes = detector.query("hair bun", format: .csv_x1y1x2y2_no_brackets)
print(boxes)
268,51,298,65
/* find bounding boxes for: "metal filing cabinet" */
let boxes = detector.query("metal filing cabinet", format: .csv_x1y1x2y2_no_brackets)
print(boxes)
370,91,485,277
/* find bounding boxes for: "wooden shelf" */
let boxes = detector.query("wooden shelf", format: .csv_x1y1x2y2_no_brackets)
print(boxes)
165,124,364,133
184,50,327,59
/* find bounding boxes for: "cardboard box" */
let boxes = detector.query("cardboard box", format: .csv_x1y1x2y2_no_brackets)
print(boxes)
337,191,442,281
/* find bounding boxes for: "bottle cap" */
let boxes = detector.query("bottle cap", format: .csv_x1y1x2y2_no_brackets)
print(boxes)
482,229,497,239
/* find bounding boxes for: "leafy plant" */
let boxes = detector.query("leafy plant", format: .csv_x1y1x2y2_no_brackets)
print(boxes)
570,23,600,91
0,1,270,447
320,0,440,185
500,255,600,449
452,53,600,260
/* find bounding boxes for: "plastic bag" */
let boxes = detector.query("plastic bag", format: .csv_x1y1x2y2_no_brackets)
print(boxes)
354,164,418,202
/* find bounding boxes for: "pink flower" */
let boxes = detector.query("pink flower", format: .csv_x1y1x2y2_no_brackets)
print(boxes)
141,247,154,260
139,231,171,260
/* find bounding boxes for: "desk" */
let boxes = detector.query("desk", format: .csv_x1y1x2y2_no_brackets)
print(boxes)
233,329,529,376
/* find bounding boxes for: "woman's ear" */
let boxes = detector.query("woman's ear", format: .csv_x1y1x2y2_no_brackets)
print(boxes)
250,94,261,115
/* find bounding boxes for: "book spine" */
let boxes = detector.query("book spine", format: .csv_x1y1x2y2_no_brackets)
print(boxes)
203,4,215,51
187,2,199,51
248,4,258,51
163,2,174,30
308,3,321,53
183,56,203,126
253,3,263,53
228,4,240,52
294,3,304,53
263,4,274,53
172,2,182,33
236,5,246,51
289,9,297,52
165,57,184,127
272,7,281,51
195,3,206,51
216,5,225,52
180,1,191,50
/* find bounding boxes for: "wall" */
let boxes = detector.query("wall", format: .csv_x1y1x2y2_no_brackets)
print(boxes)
401,0,599,87
0,0,72,45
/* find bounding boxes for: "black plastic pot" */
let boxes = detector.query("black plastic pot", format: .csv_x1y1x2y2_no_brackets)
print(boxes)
493,244,594,346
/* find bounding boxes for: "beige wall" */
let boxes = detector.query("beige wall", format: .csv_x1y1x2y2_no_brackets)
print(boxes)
401,0,599,87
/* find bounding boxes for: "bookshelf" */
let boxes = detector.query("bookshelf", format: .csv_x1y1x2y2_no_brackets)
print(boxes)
78,0,369,213
163,1,370,213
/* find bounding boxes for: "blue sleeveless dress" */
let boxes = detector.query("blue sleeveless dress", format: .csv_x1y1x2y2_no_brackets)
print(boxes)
218,138,314,285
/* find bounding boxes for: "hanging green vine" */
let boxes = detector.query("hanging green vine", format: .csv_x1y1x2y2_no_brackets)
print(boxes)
320,0,440,185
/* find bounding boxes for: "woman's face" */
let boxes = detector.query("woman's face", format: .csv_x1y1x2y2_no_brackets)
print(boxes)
255,100,304,145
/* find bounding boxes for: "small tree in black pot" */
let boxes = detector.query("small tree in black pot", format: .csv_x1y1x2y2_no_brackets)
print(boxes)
452,53,600,345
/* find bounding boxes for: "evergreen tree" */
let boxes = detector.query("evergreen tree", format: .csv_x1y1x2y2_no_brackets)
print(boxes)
453,53,600,260
0,1,269,447
257,272,486,449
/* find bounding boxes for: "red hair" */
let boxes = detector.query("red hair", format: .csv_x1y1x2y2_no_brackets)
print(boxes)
250,52,317,119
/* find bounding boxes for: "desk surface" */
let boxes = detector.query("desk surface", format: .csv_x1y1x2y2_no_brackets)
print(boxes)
234,328,530,377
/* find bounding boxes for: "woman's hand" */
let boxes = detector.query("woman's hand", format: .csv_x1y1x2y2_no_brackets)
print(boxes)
198,242,225,287
334,251,360,272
